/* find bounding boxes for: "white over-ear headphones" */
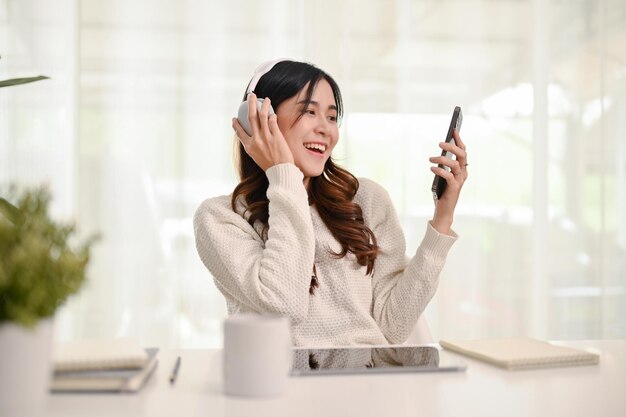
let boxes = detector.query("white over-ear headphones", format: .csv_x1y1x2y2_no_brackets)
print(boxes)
237,58,288,136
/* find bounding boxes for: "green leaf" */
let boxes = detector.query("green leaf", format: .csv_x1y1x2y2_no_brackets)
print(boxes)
0,76,50,88
0,198,18,223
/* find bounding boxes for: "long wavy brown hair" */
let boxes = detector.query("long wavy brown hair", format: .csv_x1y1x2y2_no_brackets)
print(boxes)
231,61,378,276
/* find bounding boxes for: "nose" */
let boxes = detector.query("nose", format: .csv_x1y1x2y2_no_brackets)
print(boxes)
314,114,331,136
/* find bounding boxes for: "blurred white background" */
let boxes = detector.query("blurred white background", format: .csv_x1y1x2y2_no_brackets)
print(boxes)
1,0,624,347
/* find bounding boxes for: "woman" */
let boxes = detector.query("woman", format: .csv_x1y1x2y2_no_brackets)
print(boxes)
194,60,468,346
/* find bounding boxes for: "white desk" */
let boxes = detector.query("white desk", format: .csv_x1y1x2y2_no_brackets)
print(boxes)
47,340,625,417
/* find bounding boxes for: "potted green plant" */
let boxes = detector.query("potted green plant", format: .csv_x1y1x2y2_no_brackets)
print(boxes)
0,188,95,326
0,59,95,414
0,187,96,414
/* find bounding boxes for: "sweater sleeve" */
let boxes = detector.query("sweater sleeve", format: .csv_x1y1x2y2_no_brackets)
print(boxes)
362,179,457,344
193,164,315,324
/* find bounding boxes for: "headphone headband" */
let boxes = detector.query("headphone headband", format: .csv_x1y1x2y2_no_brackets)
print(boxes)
246,58,290,95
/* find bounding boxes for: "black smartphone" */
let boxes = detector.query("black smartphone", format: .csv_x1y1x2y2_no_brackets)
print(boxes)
431,106,463,200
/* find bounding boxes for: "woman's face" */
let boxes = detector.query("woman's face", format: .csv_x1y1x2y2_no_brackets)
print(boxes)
275,79,339,187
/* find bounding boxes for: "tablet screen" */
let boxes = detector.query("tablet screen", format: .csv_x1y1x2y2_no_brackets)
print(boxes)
291,345,466,376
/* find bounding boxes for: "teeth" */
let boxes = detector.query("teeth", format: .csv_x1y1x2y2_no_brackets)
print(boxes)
304,143,326,153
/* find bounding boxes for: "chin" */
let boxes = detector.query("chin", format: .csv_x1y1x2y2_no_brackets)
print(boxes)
296,159,327,179
301,165,325,178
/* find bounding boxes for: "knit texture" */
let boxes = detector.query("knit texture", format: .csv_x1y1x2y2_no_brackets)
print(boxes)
194,163,457,346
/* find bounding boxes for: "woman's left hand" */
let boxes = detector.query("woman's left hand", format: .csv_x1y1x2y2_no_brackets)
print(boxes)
428,130,468,235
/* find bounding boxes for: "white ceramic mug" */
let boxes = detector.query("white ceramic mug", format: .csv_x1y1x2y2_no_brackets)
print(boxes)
223,314,292,397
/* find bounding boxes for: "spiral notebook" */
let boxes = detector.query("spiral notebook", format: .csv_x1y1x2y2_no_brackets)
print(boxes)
51,348,159,393
440,337,600,371
53,338,149,372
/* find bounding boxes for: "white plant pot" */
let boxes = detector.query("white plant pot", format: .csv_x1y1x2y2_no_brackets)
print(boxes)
0,319,53,417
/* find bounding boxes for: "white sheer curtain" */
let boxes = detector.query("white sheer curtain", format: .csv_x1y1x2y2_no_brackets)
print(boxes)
1,0,624,347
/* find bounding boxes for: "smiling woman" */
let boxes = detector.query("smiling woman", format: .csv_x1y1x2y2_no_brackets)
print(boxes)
192,60,468,346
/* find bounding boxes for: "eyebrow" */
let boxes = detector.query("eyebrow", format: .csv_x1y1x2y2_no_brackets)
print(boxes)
297,100,338,112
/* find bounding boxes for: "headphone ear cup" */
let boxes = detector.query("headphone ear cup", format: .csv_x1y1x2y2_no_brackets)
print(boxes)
237,101,252,136
237,99,275,136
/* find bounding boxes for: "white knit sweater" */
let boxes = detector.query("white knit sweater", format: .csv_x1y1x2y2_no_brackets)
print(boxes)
193,163,457,346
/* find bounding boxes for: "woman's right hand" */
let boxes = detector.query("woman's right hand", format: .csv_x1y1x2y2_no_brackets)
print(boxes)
232,93,294,172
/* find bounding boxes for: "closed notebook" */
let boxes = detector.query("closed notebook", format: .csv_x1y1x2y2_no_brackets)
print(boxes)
53,338,149,372
50,348,159,393
439,337,599,370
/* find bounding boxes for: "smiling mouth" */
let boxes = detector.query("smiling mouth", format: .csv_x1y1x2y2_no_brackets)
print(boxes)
303,143,327,154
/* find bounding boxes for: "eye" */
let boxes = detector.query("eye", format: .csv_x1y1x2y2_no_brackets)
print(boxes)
328,115,338,123
306,108,316,116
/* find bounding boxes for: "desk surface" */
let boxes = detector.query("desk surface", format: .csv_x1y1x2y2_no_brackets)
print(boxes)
47,340,626,417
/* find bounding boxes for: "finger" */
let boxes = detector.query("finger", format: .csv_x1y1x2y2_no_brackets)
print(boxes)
439,140,467,164
268,113,280,135
453,130,466,151
430,166,455,182
430,157,461,175
451,131,468,168
247,93,261,138
428,156,460,168
259,98,272,139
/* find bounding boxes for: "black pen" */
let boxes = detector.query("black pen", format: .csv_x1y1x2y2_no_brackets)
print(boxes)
169,356,181,384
